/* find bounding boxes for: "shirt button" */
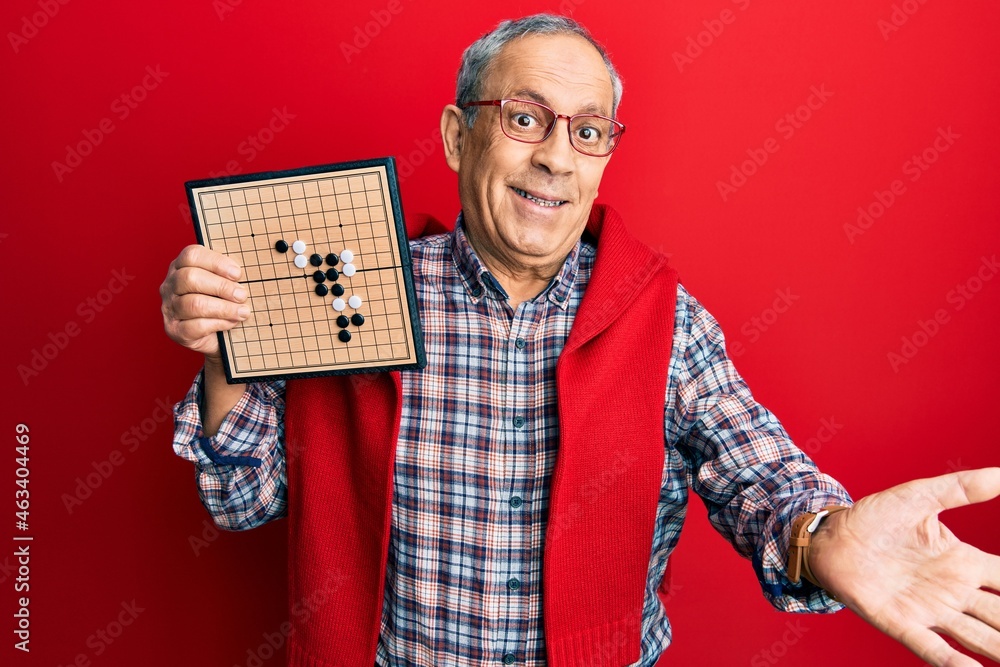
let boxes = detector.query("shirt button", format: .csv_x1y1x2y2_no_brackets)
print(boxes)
507,577,521,591
509,496,523,508
502,654,516,665
515,337,526,349
554,292,566,303
512,416,525,428
472,286,483,298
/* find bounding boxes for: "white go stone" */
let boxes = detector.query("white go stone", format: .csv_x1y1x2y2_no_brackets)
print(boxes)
332,298,346,311
292,240,306,254
343,263,356,276
294,254,308,268
340,249,354,263
348,295,362,309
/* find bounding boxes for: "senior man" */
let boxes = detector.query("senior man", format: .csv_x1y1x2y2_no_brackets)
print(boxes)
162,14,1000,667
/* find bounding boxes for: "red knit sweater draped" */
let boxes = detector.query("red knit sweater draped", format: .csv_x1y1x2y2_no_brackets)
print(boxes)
284,204,679,666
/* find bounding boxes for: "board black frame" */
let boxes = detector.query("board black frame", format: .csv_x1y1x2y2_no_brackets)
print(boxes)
185,157,426,383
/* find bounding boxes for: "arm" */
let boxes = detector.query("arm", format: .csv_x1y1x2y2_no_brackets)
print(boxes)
162,244,287,529
666,285,853,611
172,370,288,530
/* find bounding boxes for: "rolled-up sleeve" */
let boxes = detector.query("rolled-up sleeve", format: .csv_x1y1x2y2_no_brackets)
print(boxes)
172,370,288,530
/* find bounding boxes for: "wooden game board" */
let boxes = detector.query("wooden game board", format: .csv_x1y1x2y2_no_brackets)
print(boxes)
186,158,425,383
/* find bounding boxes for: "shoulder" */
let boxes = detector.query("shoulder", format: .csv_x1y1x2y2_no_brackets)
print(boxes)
672,282,730,359
408,232,451,267
408,232,451,255
407,232,453,288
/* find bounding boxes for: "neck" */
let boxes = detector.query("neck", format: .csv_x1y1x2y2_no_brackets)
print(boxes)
484,257,558,309
464,224,569,309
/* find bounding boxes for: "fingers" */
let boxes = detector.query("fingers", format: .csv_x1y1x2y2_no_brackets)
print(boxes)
937,611,1000,664
161,245,249,320
941,651,986,667
967,590,1000,634
160,245,251,356
898,625,982,667
170,292,250,323
985,553,1000,593
172,317,244,343
168,248,246,303
161,275,250,332
945,468,1000,510
894,469,1000,515
172,244,241,280
170,266,249,305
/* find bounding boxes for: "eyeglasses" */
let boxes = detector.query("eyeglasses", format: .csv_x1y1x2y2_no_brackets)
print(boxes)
461,99,626,157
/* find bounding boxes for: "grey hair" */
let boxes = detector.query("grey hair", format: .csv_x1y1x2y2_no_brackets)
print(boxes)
455,13,624,128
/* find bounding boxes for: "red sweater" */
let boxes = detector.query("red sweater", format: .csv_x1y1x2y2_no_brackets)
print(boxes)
284,204,679,666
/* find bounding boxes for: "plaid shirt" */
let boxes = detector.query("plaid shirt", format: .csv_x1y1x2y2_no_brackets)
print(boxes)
173,216,852,667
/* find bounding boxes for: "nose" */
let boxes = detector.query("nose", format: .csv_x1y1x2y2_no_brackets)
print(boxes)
530,115,576,175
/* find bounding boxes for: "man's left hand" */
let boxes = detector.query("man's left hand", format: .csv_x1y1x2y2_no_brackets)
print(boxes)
808,467,1000,667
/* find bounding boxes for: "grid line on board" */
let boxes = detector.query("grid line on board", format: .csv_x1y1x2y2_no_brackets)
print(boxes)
196,169,413,374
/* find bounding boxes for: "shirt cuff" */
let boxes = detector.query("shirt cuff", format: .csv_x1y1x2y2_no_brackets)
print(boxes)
755,489,855,613
172,369,282,469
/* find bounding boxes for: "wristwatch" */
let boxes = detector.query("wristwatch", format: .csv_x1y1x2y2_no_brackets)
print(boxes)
787,505,850,586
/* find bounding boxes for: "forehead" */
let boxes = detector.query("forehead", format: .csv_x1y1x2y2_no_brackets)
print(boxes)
481,33,614,116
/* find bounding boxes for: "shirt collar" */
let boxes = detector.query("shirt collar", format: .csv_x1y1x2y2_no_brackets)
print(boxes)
450,212,582,309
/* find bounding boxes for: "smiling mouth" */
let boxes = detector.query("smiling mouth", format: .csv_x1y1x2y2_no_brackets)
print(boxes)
512,187,567,208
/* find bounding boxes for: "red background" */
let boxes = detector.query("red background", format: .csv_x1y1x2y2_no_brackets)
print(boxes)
3,0,999,665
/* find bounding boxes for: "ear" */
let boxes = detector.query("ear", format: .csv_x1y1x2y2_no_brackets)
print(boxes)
441,104,464,174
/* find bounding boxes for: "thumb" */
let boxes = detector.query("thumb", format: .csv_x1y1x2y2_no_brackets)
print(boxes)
900,467,1000,515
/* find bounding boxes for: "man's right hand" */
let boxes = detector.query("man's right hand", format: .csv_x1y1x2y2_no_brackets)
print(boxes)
160,244,250,359
160,245,251,435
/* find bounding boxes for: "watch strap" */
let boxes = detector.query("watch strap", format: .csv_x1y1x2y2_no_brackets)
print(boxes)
787,505,850,587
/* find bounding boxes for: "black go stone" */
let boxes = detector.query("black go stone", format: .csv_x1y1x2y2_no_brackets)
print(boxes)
313,270,326,283
326,253,339,266
326,268,340,281
351,313,365,326
331,283,345,296
275,240,289,253
315,284,329,297
338,330,352,343
336,315,350,328
309,254,323,267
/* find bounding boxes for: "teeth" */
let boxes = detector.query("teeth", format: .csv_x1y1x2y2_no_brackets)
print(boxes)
514,187,564,207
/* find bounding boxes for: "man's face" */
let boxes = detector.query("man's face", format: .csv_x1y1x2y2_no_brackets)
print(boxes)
448,33,615,275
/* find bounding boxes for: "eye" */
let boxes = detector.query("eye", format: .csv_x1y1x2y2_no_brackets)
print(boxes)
512,112,539,128
575,124,603,144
